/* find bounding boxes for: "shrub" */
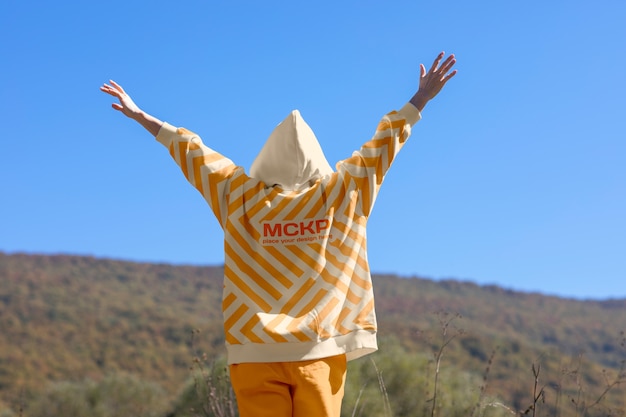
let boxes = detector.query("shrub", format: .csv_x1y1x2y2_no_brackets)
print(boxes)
170,355,236,417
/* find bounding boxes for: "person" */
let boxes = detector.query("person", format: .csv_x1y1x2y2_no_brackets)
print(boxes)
101,51,457,417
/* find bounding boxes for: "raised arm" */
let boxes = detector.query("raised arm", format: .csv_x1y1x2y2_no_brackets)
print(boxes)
100,80,163,137
409,52,457,112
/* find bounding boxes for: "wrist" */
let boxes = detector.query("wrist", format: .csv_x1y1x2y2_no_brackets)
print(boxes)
409,91,429,112
129,109,146,121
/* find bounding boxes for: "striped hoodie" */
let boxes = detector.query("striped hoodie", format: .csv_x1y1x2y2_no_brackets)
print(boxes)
156,103,421,364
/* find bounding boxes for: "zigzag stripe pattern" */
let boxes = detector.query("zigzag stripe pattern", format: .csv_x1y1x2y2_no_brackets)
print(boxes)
158,109,414,361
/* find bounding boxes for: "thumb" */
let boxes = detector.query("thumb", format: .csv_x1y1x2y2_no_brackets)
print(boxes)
111,103,123,111
420,64,426,79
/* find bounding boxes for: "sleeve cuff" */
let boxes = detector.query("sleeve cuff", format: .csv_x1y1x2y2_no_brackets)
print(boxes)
398,103,422,126
155,122,178,147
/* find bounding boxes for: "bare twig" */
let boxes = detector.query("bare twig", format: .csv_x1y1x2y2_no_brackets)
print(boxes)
371,358,392,417
429,312,463,417
350,382,369,417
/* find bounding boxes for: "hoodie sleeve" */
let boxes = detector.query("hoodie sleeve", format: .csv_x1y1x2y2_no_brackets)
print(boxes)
156,122,239,227
337,103,421,217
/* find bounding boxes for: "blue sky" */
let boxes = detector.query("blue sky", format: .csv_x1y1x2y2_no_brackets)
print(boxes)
2,0,625,300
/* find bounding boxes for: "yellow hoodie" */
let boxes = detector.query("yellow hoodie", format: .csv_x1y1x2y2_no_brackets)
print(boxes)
156,103,421,364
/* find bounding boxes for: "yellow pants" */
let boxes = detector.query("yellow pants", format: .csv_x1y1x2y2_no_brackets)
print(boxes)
229,354,347,417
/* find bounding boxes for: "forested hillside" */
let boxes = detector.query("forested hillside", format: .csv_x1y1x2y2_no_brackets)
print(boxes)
0,252,624,417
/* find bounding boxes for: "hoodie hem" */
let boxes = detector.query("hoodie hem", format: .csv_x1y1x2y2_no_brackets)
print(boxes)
226,331,378,364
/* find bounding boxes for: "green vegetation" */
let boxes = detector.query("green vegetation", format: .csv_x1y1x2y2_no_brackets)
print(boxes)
21,373,168,417
0,253,624,416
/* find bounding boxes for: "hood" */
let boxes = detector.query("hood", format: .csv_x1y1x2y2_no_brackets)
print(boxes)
250,110,334,190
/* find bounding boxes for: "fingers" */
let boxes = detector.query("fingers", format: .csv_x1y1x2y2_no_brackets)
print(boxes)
442,69,458,83
109,80,125,94
100,80,126,98
100,83,120,98
424,52,456,83
428,51,445,74
101,81,126,112
438,54,456,76
422,52,457,84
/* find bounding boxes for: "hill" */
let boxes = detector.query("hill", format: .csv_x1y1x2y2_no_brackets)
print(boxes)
0,252,624,416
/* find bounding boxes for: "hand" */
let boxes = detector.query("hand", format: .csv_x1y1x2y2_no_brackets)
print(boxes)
100,80,142,119
410,52,457,111
100,80,164,136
